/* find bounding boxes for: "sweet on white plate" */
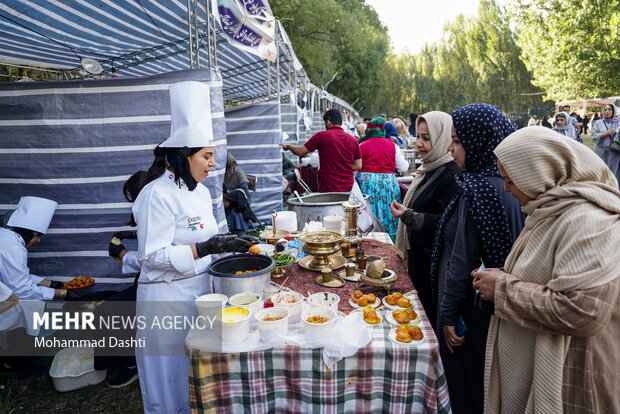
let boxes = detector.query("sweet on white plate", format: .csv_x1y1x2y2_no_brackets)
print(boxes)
351,308,383,326
385,309,420,326
348,297,381,309
388,327,425,347
381,294,416,310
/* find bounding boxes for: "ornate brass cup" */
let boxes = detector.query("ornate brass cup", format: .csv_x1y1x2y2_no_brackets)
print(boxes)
299,231,344,271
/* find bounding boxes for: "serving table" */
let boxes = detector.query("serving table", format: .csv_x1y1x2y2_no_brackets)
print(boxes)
186,237,451,413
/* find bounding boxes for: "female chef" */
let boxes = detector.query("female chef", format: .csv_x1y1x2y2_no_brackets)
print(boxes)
0,196,68,300
132,81,256,413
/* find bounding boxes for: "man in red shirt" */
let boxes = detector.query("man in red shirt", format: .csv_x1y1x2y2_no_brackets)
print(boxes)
281,109,362,192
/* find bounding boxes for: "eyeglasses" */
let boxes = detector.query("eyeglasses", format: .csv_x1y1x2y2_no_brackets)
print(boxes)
32,231,42,238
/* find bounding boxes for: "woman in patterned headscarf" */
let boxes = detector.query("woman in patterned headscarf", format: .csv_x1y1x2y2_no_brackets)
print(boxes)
474,126,620,413
430,103,525,413
357,117,409,234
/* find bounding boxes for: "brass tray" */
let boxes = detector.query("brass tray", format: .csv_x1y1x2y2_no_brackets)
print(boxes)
338,269,363,282
361,269,397,287
298,254,347,272
259,229,290,241
314,274,346,288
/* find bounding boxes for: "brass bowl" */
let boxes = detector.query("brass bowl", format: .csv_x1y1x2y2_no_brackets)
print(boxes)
299,231,343,270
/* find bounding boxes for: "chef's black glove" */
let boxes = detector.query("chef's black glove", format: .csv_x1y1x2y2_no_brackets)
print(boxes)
49,280,64,289
195,234,259,258
112,230,137,240
108,242,126,259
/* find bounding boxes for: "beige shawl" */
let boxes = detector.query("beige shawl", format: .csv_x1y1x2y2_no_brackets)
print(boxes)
486,127,620,412
395,111,453,258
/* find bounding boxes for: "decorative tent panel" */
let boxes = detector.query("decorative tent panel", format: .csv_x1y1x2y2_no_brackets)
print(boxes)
224,99,283,221
0,68,227,282
0,1,357,113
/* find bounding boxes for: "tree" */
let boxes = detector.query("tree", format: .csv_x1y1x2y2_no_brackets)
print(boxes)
509,0,620,100
270,0,390,115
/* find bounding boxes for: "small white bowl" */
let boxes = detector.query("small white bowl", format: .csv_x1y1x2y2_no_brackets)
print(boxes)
229,292,262,328
255,308,290,342
307,292,340,311
216,307,251,342
195,293,228,318
302,308,337,341
272,291,304,324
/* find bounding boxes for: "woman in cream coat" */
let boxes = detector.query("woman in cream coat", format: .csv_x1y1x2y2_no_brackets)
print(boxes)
473,126,620,413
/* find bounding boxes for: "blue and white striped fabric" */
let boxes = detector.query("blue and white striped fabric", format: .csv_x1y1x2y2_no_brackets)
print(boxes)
224,99,283,221
0,68,227,282
0,1,292,103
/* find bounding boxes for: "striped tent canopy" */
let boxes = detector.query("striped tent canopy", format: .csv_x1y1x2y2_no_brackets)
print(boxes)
0,0,357,113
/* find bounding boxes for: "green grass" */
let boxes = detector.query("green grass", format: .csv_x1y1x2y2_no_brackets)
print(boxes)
1,361,143,413
582,134,594,150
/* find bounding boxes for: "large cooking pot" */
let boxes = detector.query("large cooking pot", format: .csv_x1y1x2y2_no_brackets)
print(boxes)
208,253,275,297
286,192,369,231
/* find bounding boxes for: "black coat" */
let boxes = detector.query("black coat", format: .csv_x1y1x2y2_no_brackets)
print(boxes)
400,161,460,326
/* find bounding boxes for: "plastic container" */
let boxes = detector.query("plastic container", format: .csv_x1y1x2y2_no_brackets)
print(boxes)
194,293,228,318
216,307,251,343
271,291,304,324
307,292,340,311
255,307,289,342
228,292,262,328
302,308,337,342
49,347,107,392
275,211,298,233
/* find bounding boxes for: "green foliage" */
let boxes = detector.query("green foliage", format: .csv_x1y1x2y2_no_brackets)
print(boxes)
380,1,548,116
508,0,620,101
270,0,390,115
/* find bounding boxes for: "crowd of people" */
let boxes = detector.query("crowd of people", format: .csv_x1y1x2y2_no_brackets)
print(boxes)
281,101,619,413
2,82,619,413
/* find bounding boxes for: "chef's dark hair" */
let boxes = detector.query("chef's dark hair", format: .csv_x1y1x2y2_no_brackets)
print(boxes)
124,170,147,227
142,146,203,192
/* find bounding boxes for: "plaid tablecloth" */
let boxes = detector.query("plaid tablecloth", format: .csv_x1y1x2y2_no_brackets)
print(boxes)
187,240,451,413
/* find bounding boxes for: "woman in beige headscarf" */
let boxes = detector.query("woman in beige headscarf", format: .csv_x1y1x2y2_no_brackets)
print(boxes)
472,126,620,413
390,111,459,327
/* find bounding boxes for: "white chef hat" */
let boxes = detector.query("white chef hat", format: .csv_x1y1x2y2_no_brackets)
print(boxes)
7,196,57,234
160,81,215,148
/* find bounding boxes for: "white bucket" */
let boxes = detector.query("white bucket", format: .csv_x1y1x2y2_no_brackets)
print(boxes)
323,216,344,234
275,211,298,233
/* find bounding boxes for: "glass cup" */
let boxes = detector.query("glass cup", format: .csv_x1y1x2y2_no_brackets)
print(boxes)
263,284,280,308
345,263,356,277
357,257,367,270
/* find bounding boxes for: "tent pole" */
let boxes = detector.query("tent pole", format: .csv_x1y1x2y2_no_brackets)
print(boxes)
193,0,200,67
186,0,195,68
276,54,281,99
205,0,212,67
267,60,271,97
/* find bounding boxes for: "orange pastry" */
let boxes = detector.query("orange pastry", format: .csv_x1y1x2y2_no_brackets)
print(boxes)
397,297,412,308
366,293,376,303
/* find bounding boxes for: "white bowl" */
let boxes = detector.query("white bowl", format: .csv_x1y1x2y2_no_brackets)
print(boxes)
254,243,275,254
49,347,107,392
271,291,304,324
195,293,228,318
302,308,337,341
229,292,262,328
307,292,340,311
216,307,251,342
255,308,290,342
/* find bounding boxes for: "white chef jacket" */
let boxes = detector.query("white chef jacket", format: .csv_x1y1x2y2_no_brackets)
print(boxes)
132,171,218,414
0,282,44,335
0,228,54,301
121,250,141,274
